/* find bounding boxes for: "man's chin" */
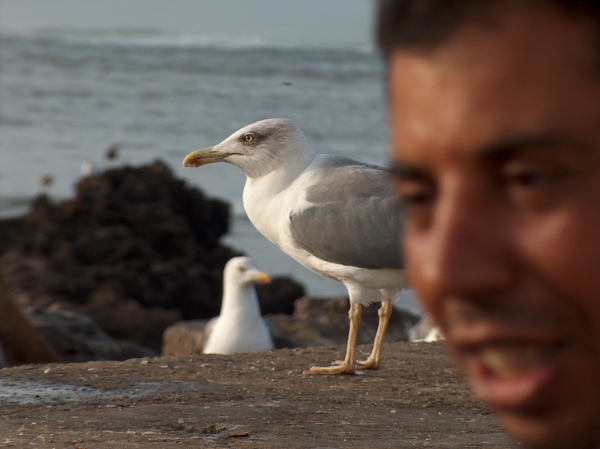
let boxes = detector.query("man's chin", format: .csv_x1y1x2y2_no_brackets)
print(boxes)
472,369,600,449
454,342,600,448
496,411,597,449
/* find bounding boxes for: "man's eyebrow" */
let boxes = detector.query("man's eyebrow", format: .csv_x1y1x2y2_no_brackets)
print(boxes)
387,162,428,179
387,134,581,179
478,134,564,162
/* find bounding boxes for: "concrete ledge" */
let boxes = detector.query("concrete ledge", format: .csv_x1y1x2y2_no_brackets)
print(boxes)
0,342,515,448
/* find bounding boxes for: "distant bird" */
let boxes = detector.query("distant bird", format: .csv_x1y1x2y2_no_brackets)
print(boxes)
79,158,94,177
38,174,54,188
202,256,274,355
422,327,444,343
409,314,445,343
104,144,119,161
184,118,406,374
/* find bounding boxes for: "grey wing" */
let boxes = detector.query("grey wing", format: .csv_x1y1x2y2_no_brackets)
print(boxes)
289,194,403,270
304,157,391,205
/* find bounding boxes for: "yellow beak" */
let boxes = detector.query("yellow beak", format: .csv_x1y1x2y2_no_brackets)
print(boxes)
252,271,271,284
182,147,227,167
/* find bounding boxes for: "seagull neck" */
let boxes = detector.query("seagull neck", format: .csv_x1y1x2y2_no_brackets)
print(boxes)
220,283,262,319
248,150,315,194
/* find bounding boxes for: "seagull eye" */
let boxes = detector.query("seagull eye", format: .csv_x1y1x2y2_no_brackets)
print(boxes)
242,133,255,143
238,266,247,273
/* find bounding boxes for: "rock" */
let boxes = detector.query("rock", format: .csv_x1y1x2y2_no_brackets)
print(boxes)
255,276,304,315
73,287,183,352
0,283,60,367
1,161,237,319
28,307,156,363
266,313,336,348
161,320,211,356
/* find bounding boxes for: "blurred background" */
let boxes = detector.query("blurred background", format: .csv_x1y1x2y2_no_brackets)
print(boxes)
0,0,388,297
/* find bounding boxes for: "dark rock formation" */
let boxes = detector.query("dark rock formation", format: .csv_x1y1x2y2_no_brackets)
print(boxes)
0,160,304,355
28,307,157,363
255,276,305,315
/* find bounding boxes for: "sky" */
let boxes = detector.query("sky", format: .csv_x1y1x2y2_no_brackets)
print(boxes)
0,0,375,48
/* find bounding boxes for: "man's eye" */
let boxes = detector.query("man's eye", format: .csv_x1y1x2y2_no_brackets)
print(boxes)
393,180,435,207
502,162,560,188
501,161,564,211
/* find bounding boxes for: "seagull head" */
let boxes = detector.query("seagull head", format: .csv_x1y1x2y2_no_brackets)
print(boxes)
183,118,313,178
224,256,270,288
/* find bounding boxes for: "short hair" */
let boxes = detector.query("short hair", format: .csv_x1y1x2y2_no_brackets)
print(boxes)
376,0,600,58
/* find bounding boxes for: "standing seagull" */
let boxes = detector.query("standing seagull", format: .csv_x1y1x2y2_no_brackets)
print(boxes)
203,256,274,354
184,118,405,374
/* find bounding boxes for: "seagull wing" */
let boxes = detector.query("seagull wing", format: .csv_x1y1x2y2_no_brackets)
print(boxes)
289,161,403,270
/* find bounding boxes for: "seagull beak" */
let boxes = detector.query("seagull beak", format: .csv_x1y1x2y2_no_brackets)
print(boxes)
182,147,227,167
251,271,271,284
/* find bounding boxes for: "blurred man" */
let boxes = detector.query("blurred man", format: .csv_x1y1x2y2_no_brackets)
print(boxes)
377,1,600,448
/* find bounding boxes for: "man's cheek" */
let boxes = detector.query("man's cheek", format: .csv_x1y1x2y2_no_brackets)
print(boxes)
405,233,439,319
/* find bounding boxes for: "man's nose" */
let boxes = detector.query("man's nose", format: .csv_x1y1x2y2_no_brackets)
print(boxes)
409,179,515,303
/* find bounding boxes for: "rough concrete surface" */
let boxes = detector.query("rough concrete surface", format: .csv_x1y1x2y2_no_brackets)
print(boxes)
0,342,516,448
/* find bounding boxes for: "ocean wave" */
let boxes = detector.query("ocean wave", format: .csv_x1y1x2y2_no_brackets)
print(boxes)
80,33,274,51
0,27,373,53
0,196,32,218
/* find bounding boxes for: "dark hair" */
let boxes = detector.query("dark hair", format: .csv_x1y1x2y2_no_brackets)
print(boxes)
376,0,600,58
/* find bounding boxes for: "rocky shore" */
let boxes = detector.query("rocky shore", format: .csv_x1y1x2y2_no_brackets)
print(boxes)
0,161,417,364
0,161,304,358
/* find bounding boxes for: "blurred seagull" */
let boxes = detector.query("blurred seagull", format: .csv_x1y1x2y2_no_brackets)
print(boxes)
202,256,274,355
184,118,406,374
80,158,94,177
38,174,54,189
409,315,445,343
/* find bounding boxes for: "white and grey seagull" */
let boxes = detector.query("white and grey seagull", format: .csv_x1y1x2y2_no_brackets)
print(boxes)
183,118,405,375
203,256,274,355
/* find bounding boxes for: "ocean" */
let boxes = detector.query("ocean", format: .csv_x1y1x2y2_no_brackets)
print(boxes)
0,28,418,310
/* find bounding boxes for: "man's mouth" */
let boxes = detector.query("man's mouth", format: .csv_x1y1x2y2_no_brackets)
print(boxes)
458,341,562,412
480,343,555,378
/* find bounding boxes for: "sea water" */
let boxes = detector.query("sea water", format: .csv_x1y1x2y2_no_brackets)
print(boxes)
0,28,418,306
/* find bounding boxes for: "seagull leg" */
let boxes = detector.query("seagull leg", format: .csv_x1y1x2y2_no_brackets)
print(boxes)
303,302,362,375
357,294,392,370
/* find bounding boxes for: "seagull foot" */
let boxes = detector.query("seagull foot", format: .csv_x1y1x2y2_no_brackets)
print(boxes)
302,363,356,375
356,357,379,370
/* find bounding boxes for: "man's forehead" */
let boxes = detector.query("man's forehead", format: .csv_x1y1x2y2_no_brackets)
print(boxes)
387,1,596,70
387,2,600,163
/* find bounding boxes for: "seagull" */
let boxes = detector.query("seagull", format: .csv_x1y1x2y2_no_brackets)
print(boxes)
202,256,274,355
79,158,94,177
184,118,406,374
409,314,445,343
38,174,54,189
104,144,119,161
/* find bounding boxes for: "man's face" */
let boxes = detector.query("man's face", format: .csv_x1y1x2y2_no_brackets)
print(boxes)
389,4,600,448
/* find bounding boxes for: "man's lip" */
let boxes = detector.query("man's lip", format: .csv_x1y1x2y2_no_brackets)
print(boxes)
449,336,563,412
446,321,561,347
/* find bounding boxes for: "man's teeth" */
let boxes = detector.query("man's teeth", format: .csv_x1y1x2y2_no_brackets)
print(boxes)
480,344,553,378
